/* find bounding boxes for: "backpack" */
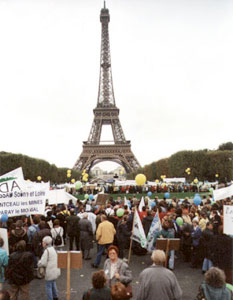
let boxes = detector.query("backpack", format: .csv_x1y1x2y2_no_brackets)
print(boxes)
54,228,62,246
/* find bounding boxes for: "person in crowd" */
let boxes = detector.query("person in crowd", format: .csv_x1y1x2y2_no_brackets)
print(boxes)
51,219,64,249
8,220,28,254
82,270,111,300
38,236,61,300
210,225,233,284
195,267,233,300
199,221,214,273
116,215,131,259
181,223,192,262
32,221,51,259
199,212,208,232
191,219,202,268
103,245,132,287
142,210,153,237
6,240,34,300
211,210,222,235
92,215,116,268
0,290,10,300
66,208,80,251
27,216,40,250
136,249,182,300
111,282,131,300
0,238,8,290
79,213,93,260
182,207,192,225
55,208,67,245
153,218,175,270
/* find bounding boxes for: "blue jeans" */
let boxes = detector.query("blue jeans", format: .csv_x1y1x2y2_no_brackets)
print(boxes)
94,243,112,266
202,258,213,272
45,280,58,300
169,250,175,270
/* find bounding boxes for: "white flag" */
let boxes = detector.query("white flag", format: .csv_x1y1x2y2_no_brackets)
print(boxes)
147,211,162,252
131,209,147,248
138,196,145,212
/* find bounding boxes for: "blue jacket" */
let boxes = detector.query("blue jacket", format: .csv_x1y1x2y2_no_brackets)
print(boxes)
191,226,202,247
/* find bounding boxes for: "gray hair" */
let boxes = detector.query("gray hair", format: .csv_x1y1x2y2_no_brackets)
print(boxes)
205,267,226,288
42,236,53,246
151,250,166,265
83,213,88,219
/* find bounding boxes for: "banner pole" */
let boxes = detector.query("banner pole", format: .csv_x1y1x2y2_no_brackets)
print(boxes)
128,208,136,264
67,251,71,300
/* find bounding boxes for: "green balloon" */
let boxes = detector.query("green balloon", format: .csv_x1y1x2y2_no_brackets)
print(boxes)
75,181,82,190
116,208,124,217
176,217,184,226
209,188,214,193
84,194,89,200
226,283,233,292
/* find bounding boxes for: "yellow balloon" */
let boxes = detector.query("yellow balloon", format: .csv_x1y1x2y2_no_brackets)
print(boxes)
67,174,71,178
215,174,219,178
155,179,159,183
67,169,72,174
135,174,147,186
37,176,42,181
71,179,75,183
188,172,191,175
194,178,198,184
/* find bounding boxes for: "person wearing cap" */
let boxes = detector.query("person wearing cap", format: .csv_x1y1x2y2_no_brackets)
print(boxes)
38,236,61,300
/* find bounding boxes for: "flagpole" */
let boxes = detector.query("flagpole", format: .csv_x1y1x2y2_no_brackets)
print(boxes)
128,208,136,264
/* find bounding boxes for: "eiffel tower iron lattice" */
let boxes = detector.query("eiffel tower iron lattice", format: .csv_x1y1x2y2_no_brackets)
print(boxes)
73,3,141,174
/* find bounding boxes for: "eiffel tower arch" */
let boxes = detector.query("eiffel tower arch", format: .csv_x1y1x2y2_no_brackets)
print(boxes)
73,3,141,174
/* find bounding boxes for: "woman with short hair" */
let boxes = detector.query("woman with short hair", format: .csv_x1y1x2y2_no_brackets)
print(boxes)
82,270,111,300
195,267,233,300
38,236,61,300
103,245,132,287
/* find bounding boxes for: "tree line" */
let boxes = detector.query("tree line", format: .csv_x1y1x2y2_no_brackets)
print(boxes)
0,152,81,184
128,147,233,183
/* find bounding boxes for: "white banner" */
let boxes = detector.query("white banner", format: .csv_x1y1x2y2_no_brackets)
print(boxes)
0,168,49,217
138,197,145,212
147,212,162,252
48,189,77,205
223,205,233,235
0,167,24,181
131,210,147,248
213,185,233,201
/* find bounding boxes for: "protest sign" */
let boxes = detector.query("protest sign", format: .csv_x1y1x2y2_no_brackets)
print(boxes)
223,205,233,235
0,167,24,181
213,185,233,201
0,168,49,217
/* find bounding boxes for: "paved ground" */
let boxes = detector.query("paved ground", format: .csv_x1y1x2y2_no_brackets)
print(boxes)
6,244,203,299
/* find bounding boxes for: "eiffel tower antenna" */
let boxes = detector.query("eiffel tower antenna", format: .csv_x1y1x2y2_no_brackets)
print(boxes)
73,5,141,173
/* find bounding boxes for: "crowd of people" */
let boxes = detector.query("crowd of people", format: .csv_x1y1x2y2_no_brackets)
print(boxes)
0,192,232,299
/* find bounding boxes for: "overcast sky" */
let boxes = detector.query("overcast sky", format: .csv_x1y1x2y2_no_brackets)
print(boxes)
0,0,232,172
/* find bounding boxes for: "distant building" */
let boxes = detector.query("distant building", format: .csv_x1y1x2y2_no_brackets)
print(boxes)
91,166,126,181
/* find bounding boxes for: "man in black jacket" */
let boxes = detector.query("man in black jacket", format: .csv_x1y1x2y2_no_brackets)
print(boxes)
66,209,80,250
7,240,34,300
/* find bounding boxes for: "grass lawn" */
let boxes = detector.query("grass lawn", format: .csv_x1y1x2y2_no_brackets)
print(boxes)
77,191,210,201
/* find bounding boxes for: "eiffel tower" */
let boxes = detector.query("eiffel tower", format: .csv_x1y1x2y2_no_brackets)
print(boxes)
73,3,141,173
